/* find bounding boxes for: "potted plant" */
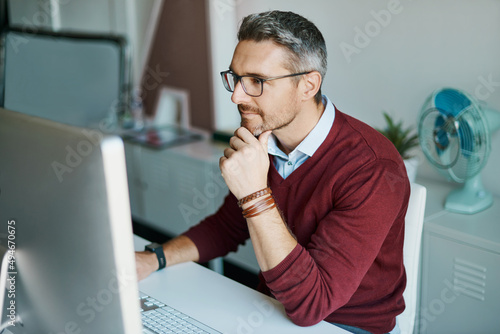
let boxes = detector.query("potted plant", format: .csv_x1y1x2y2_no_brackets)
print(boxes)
376,112,420,182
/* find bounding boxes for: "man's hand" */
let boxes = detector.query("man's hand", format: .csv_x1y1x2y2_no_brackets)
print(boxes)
135,251,159,281
219,127,272,199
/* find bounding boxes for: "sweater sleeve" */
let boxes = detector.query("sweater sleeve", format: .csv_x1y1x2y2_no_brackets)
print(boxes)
182,192,250,263
261,160,409,327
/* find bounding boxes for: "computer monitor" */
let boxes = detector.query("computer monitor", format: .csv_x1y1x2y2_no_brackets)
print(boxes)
0,108,142,333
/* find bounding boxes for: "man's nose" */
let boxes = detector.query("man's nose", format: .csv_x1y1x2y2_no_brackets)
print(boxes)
231,80,251,105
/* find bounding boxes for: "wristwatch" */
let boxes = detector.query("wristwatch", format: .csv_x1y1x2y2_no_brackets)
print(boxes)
144,242,166,270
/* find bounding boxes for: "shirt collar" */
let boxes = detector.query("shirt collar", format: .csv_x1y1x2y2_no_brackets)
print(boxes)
268,95,335,159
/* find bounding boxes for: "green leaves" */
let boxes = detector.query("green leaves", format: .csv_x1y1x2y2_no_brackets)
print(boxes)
377,112,419,160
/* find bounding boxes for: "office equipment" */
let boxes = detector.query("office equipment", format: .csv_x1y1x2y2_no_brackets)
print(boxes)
0,108,141,333
398,183,427,334
1,28,130,128
122,126,202,150
121,85,204,150
139,292,220,334
133,236,346,334
418,88,500,214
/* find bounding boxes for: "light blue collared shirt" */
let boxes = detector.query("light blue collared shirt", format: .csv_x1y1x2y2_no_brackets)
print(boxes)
268,95,335,179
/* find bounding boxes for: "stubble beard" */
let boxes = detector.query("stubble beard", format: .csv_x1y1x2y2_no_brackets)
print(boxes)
238,104,265,136
238,103,298,137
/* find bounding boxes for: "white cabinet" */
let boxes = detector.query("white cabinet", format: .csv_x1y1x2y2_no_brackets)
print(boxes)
418,180,500,334
124,140,261,274
124,140,226,235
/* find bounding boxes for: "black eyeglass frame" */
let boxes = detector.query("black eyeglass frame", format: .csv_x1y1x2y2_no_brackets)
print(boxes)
220,70,312,97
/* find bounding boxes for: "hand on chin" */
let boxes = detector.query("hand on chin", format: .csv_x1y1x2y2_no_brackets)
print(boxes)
241,119,265,137
219,127,272,199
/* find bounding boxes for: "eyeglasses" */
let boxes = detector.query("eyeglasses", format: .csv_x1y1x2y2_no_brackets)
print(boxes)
220,70,311,97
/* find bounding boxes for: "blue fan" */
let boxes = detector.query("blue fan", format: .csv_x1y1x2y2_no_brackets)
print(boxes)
418,88,500,214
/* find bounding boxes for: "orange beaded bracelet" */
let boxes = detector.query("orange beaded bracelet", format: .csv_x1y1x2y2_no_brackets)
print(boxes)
237,187,272,207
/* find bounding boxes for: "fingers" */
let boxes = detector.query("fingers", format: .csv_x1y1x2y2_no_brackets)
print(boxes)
223,147,235,159
230,127,271,151
224,127,270,168
227,127,256,157
220,148,240,176
258,130,272,148
234,127,258,143
229,135,244,150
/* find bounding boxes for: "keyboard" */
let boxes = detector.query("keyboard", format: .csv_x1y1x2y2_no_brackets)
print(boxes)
139,292,221,334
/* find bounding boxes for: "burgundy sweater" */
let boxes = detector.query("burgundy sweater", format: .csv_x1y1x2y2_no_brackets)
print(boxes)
183,110,409,334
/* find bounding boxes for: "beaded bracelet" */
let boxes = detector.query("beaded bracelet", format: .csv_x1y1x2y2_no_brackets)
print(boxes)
237,187,272,207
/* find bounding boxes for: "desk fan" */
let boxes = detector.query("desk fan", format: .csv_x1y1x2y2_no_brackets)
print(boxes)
418,88,500,214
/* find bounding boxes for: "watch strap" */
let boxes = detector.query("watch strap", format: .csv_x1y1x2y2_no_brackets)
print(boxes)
145,243,166,270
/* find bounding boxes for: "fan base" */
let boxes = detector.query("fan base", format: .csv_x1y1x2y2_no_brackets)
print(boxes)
445,188,493,215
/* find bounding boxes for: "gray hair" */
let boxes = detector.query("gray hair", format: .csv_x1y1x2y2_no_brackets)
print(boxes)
237,11,327,104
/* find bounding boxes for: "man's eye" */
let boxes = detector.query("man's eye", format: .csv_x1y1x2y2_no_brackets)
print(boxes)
250,77,262,85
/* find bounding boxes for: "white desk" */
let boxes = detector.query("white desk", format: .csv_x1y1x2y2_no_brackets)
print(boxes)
134,236,347,334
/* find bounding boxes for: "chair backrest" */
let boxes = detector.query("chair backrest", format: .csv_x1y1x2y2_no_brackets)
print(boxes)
398,183,427,334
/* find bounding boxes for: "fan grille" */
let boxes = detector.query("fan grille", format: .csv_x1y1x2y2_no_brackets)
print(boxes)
418,89,491,183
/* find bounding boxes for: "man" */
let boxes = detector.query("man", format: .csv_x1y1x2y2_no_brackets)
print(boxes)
136,10,408,334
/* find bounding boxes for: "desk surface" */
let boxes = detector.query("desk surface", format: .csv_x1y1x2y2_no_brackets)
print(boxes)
134,236,347,334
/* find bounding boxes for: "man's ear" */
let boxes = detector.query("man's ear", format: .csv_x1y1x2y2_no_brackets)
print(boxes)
300,71,322,101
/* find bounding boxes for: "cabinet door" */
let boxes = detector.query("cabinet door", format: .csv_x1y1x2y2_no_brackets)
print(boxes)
419,233,500,334
124,142,146,219
130,144,260,274
140,148,227,236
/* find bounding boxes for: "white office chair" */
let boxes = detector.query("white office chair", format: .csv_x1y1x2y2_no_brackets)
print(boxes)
397,183,427,334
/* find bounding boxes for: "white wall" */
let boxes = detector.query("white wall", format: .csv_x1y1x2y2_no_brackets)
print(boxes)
207,0,240,133
209,0,500,197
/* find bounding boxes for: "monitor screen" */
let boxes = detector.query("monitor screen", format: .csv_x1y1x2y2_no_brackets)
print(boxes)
0,108,142,333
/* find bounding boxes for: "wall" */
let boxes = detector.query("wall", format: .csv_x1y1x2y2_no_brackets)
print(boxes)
206,0,240,133
208,0,500,196
142,0,214,131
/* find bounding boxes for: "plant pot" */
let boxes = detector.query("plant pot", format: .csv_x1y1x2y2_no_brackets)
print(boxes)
404,157,419,183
